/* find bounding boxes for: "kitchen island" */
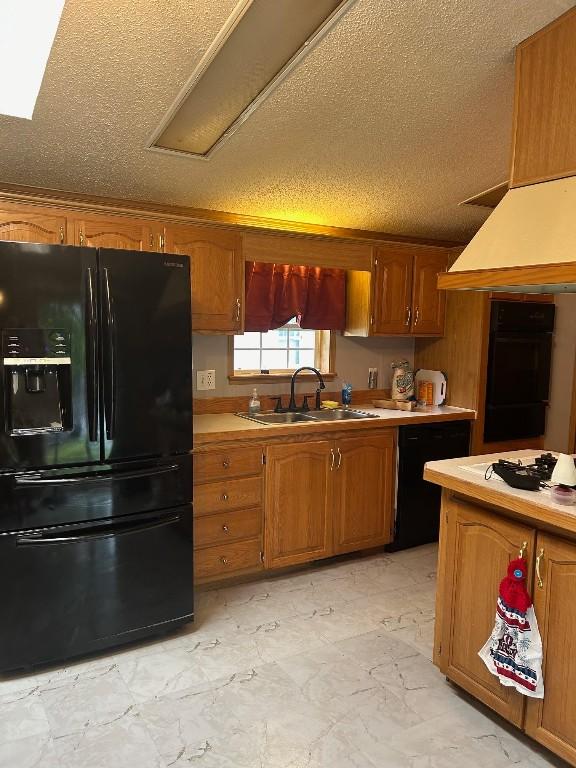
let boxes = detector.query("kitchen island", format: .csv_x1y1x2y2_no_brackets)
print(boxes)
425,450,576,767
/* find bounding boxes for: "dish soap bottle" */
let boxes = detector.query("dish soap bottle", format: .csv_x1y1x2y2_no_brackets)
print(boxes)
248,388,261,414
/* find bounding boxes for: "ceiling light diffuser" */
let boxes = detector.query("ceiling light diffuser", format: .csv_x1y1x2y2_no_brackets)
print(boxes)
0,0,65,119
148,0,357,159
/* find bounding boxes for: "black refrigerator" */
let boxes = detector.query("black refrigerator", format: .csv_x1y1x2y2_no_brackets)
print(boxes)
0,242,194,673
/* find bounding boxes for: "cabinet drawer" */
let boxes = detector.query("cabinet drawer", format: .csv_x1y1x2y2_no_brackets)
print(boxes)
194,507,262,549
195,538,263,581
194,476,262,516
194,447,263,484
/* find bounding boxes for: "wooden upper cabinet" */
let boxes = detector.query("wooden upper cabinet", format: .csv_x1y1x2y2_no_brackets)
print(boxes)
511,7,576,187
0,206,67,245
164,224,243,333
71,216,160,251
443,497,535,727
264,440,333,569
372,247,413,334
346,244,448,337
333,432,395,554
411,249,448,335
525,533,576,765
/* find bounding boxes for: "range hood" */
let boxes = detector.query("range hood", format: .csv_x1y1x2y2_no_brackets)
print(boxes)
439,175,576,294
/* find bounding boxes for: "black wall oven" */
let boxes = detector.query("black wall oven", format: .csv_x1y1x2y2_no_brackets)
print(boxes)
484,301,555,443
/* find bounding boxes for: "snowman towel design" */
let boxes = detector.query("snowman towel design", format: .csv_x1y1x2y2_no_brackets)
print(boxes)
478,556,544,698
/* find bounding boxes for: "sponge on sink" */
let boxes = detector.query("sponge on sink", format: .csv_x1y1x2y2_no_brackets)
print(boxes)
321,400,340,409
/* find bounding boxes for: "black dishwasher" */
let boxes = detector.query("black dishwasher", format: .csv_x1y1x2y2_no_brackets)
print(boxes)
387,421,471,551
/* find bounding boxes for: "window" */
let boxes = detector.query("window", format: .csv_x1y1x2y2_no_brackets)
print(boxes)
230,320,335,382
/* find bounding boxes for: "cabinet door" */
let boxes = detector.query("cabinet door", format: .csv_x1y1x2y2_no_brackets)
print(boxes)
0,207,67,245
525,534,576,765
333,433,395,554
511,9,576,187
372,247,412,334
411,249,448,335
264,441,333,569
164,225,243,333
72,216,158,251
443,497,535,726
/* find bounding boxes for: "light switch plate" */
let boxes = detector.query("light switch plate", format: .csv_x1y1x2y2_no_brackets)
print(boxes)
197,369,216,390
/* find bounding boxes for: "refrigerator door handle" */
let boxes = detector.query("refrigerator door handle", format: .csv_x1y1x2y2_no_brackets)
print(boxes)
15,463,179,486
102,267,116,441
15,514,182,546
86,266,99,442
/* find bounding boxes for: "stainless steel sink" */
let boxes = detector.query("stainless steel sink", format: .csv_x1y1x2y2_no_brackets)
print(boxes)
307,409,379,421
236,411,318,425
236,408,378,425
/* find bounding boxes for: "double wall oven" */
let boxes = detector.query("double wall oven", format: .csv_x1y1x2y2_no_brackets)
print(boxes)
484,301,555,443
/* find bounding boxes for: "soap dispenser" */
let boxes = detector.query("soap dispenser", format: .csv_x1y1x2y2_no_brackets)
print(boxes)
248,388,261,414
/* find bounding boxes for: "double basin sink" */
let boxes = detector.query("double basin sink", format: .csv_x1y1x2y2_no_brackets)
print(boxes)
237,408,379,425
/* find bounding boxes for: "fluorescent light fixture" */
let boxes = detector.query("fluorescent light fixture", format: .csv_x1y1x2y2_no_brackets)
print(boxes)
0,0,66,119
148,0,357,159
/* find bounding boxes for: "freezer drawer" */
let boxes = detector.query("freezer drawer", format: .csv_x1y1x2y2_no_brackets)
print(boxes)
0,506,193,672
0,454,192,532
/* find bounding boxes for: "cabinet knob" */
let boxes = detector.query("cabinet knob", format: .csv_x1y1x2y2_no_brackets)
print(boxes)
222,460,230,468
220,556,229,565
221,493,229,501
222,524,229,533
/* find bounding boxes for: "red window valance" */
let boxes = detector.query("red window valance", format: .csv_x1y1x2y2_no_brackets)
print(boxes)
244,262,346,332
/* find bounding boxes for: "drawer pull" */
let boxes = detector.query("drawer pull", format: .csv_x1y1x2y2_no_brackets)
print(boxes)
222,460,230,468
220,556,229,565
222,524,229,533
221,493,229,501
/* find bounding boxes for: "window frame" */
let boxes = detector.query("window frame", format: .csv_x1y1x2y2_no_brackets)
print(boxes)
228,328,336,384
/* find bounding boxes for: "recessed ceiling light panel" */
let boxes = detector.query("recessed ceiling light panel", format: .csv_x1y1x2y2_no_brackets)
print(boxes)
0,0,66,120
148,0,357,159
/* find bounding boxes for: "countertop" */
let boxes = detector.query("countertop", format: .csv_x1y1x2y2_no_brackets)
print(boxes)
424,450,576,537
193,404,475,448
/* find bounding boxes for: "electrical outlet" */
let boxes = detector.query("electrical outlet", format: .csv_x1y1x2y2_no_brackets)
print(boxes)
197,369,216,390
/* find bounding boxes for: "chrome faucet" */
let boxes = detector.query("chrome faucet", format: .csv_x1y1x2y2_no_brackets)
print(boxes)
288,366,326,412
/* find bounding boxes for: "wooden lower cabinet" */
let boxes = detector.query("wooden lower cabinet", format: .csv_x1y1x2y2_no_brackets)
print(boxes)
264,440,333,569
193,444,264,583
525,534,576,765
264,431,395,569
437,493,576,765
440,496,535,726
333,433,395,554
195,538,263,581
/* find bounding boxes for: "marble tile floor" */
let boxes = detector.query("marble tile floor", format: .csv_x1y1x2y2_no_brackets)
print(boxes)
0,544,566,768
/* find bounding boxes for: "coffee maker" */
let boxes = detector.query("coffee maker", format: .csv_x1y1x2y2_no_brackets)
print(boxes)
2,329,72,436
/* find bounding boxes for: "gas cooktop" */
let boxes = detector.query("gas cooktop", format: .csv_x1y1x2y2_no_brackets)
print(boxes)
461,453,559,491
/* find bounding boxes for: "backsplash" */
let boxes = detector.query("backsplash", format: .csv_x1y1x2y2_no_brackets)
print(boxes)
192,333,415,400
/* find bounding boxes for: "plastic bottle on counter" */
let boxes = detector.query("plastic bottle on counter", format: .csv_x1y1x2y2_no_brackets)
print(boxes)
248,388,261,414
341,382,352,406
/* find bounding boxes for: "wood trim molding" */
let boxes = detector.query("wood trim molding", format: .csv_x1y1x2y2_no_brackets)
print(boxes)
0,181,464,248
437,263,576,291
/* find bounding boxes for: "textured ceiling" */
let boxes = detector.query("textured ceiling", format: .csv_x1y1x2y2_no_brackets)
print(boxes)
0,0,573,240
